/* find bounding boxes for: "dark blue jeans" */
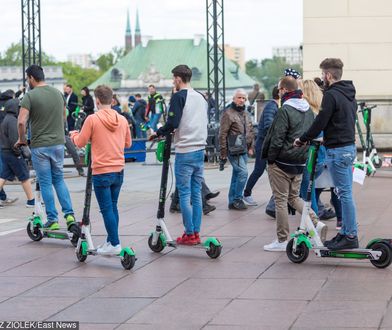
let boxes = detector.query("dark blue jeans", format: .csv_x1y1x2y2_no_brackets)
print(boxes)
0,149,6,200
244,148,267,197
93,171,124,246
228,154,248,204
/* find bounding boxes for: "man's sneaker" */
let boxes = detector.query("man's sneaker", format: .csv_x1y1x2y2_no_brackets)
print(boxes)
265,209,276,219
26,199,35,208
264,239,288,252
243,195,258,206
2,197,18,205
328,235,359,251
169,200,181,213
194,232,201,244
324,232,345,249
176,233,198,245
230,199,247,210
319,208,336,220
97,242,122,255
43,221,60,230
203,203,216,215
65,214,76,226
205,191,220,200
336,219,342,230
316,221,328,243
77,168,86,177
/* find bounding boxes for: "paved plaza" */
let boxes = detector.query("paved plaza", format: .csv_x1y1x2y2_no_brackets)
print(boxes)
1,153,392,330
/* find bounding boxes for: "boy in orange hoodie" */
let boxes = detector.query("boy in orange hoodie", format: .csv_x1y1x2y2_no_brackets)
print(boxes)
70,85,131,255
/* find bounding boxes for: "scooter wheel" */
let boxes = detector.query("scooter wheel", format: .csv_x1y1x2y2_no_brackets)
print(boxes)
206,242,222,259
76,241,88,262
373,158,382,169
121,252,136,270
148,233,165,253
69,224,81,247
370,242,392,269
26,222,43,242
286,238,309,264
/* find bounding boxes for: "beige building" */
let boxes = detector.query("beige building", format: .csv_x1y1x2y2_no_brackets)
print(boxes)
224,44,245,71
303,0,392,142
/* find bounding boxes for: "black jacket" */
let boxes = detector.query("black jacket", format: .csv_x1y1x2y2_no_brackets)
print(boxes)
300,80,357,149
0,99,19,150
132,99,147,122
65,92,78,114
82,95,94,116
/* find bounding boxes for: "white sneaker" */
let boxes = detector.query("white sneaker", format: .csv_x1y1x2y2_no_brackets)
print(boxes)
97,242,122,255
316,221,328,243
264,239,288,252
243,196,258,206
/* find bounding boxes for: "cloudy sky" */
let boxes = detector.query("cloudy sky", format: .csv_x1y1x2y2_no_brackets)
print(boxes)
1,0,303,62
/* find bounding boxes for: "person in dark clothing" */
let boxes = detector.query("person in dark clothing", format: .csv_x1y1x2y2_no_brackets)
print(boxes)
145,85,165,132
243,86,279,206
80,87,94,117
295,58,358,251
131,94,147,138
64,84,78,131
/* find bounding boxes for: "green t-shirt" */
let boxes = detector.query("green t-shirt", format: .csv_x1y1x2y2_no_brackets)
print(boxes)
20,85,65,148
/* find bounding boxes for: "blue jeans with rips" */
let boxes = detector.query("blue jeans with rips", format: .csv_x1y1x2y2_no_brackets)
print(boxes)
174,150,204,235
31,145,74,222
326,144,357,236
228,154,248,205
93,171,124,246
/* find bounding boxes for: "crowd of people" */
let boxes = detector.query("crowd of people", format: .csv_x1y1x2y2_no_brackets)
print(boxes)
0,57,358,253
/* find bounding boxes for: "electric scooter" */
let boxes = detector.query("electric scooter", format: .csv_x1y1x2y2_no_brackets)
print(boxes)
75,145,136,270
26,181,81,246
286,139,392,268
148,134,222,259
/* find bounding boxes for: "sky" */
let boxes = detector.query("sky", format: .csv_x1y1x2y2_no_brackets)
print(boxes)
1,0,303,62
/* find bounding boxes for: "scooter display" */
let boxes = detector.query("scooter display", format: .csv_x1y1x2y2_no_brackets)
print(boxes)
75,144,136,270
26,182,80,246
148,134,222,259
286,139,392,268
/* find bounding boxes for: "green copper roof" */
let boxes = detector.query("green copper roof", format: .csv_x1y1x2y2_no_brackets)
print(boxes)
90,39,255,90
135,9,141,33
125,9,131,35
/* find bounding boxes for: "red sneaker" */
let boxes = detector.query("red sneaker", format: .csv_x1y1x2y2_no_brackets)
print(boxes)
176,233,197,245
194,232,201,244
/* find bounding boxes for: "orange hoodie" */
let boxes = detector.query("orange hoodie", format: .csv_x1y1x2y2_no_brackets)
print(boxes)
70,108,131,175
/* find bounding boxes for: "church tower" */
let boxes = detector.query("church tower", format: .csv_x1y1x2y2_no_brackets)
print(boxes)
125,9,133,52
134,9,142,47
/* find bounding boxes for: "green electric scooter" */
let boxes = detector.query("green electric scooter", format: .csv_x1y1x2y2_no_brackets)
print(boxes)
286,139,392,268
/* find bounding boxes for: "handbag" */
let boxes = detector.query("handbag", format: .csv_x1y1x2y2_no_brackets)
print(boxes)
227,113,247,156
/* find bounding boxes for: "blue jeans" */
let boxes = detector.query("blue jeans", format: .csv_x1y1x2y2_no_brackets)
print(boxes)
93,171,124,246
244,148,267,197
31,145,74,222
228,154,248,204
299,164,320,214
174,150,204,235
326,145,357,236
0,149,6,201
150,113,162,132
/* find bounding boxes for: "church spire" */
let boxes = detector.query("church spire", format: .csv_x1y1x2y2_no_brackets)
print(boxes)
134,8,142,47
125,9,133,52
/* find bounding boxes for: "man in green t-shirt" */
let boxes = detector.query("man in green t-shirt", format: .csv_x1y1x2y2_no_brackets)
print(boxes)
16,65,76,230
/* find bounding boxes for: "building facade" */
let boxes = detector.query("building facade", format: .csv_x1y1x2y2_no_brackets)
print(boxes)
272,46,303,65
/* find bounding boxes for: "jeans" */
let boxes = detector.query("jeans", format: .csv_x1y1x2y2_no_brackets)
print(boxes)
135,119,147,138
244,148,267,197
0,149,6,201
228,154,248,204
93,171,124,246
315,188,342,220
31,145,74,221
174,150,204,235
299,165,319,214
150,113,162,132
326,144,357,236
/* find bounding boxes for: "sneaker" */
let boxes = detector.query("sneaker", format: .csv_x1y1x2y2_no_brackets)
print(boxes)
26,199,35,208
169,200,181,213
194,232,201,244
43,221,60,230
336,219,342,230
319,208,336,221
264,239,288,252
203,203,216,215
96,241,110,250
176,233,198,245
2,197,18,205
229,199,247,210
243,195,258,206
324,232,345,248
265,209,276,219
328,235,359,251
316,221,328,243
97,242,122,255
205,191,220,200
65,214,76,226
77,168,85,177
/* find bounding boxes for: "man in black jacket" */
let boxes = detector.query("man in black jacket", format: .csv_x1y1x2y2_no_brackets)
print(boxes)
64,84,78,131
295,58,358,250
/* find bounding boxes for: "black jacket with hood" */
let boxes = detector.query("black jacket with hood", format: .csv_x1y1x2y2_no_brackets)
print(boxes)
0,90,15,125
0,99,19,151
300,80,357,148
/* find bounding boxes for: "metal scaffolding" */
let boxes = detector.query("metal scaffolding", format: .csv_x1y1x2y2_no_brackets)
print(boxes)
21,0,42,84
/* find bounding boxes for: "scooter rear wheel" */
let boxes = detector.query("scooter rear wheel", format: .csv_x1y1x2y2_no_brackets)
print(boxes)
121,252,136,270
27,222,43,241
373,158,382,169
286,238,309,264
148,233,165,253
370,242,392,268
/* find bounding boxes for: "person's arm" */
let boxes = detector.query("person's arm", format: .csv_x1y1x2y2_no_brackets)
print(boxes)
218,112,231,159
8,117,19,146
70,116,93,148
263,103,278,134
84,96,94,113
267,107,289,163
124,121,132,149
246,112,255,150
156,92,185,136
15,107,29,147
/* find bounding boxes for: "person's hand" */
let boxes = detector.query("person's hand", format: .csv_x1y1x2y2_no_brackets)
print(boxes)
219,157,227,171
248,148,254,157
293,138,306,147
149,133,158,141
14,139,27,149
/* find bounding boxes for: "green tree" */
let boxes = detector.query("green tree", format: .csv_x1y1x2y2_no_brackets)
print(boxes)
95,46,126,72
61,62,101,97
0,42,57,66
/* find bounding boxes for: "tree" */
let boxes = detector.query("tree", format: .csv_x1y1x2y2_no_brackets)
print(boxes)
95,46,126,72
0,42,57,66
61,62,101,97
245,56,302,97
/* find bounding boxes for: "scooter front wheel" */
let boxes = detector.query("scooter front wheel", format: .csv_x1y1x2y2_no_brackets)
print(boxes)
121,252,136,270
76,241,88,262
206,242,222,259
370,242,392,269
286,238,309,264
148,233,165,253
26,222,43,241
